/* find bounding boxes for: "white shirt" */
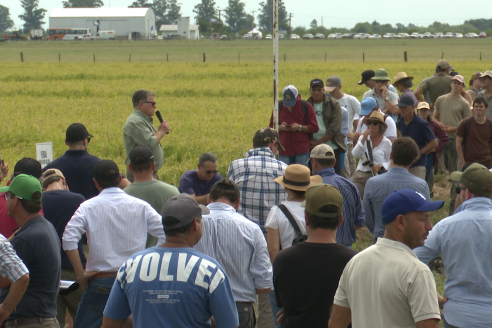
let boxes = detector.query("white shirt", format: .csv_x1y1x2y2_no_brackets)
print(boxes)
356,110,397,139
265,201,307,250
352,135,392,172
337,94,361,142
62,187,166,272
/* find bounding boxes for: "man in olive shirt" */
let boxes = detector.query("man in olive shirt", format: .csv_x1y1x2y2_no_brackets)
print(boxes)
123,90,170,182
415,60,454,107
124,146,179,247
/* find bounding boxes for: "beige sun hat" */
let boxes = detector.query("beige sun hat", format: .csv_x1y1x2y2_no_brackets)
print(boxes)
274,164,322,191
393,72,414,84
415,101,431,113
362,111,388,129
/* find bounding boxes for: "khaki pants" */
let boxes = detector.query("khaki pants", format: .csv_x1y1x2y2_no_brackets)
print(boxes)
256,233,274,328
408,166,426,180
57,270,85,328
4,318,59,328
342,143,356,179
351,170,374,198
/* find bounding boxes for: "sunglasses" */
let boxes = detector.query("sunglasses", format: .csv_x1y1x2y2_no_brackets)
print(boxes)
143,101,157,106
375,80,387,84
205,170,219,174
367,121,380,126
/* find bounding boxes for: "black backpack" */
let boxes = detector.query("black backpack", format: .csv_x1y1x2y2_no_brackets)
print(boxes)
277,204,307,246
461,117,492,152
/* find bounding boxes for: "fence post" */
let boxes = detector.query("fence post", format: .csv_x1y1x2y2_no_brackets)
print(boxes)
93,54,95,63
325,53,326,62
203,53,206,63
167,54,168,62
480,52,482,60
404,51,407,62
20,52,24,62
284,53,286,62
441,52,444,59
129,54,131,63
363,53,365,63
59,53,60,62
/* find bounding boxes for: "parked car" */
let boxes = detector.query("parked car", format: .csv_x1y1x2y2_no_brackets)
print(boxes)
466,33,479,38
372,34,382,39
444,32,453,38
383,33,396,39
410,32,419,38
290,34,300,40
334,33,343,39
454,33,463,38
314,33,325,39
95,30,116,40
433,32,444,38
327,33,336,39
479,32,487,38
220,35,228,40
80,34,94,41
279,34,285,39
302,33,314,39
396,33,410,38
199,35,204,39
265,34,272,40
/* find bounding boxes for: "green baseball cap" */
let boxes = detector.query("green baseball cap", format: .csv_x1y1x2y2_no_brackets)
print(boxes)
371,68,391,81
0,174,42,201
301,184,343,217
450,163,492,197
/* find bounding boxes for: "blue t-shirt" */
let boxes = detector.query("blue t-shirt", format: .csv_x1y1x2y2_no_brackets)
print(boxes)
396,114,436,167
178,170,223,196
104,247,239,328
42,190,86,270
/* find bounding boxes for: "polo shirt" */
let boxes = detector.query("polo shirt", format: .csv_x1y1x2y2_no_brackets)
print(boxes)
333,238,441,327
178,170,223,196
362,88,398,119
476,90,492,120
123,109,164,171
420,72,453,104
43,150,101,200
396,114,436,167
0,215,61,319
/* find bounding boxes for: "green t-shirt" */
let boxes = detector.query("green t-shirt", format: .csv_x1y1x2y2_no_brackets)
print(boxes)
312,102,338,150
124,180,179,247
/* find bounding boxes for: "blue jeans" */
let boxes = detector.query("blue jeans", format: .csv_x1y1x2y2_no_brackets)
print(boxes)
425,153,434,183
268,290,282,328
74,277,115,328
278,152,310,167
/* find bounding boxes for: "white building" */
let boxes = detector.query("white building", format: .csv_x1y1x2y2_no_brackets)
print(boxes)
159,17,199,39
49,8,156,40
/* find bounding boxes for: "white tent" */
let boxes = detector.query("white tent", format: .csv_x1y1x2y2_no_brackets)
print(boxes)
245,28,262,39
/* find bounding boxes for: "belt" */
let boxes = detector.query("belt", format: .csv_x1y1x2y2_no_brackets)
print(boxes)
91,271,117,279
2,317,57,327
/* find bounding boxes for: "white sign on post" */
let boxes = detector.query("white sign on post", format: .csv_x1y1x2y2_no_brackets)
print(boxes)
36,142,53,169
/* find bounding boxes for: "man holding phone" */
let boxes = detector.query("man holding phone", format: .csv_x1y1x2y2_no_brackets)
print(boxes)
123,89,170,182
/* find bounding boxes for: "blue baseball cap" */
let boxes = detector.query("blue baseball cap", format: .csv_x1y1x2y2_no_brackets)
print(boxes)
360,97,377,116
283,85,298,107
382,190,444,225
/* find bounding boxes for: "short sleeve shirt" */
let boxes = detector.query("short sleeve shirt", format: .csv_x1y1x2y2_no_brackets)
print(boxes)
104,247,239,328
265,201,307,250
420,73,453,104
333,238,441,327
362,88,398,113
434,94,471,139
396,114,436,167
178,170,223,196
456,117,492,166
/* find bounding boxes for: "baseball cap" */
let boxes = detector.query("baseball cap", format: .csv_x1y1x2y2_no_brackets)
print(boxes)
450,71,459,77
253,127,284,151
324,76,341,92
437,59,452,71
416,102,431,114
480,71,492,79
283,85,298,107
471,72,482,80
301,184,343,218
66,123,93,143
310,144,335,160
452,75,465,85
129,146,155,166
450,163,492,197
358,70,375,85
0,174,42,201
13,157,42,179
382,190,444,225
161,193,210,229
40,169,65,189
397,94,415,107
371,68,391,81
93,160,120,182
360,97,378,116
310,79,324,88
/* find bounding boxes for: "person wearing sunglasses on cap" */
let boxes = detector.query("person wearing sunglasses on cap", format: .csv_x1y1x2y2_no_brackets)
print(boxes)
179,152,223,205
362,68,399,119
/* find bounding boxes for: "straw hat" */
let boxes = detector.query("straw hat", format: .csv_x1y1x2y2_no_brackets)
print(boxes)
362,111,388,129
274,164,322,191
393,72,414,84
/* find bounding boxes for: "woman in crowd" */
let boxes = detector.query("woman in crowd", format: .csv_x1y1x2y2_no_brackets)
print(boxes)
351,111,392,197
416,102,448,195
393,72,418,106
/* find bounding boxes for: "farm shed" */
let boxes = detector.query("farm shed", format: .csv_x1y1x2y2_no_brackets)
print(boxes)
159,18,200,39
49,7,156,40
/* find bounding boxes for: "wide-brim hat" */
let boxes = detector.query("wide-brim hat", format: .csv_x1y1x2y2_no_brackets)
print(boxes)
274,164,322,191
371,68,391,81
393,72,414,84
363,111,387,129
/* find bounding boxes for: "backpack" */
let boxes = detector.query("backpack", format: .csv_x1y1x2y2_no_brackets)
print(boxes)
462,117,492,152
277,204,307,247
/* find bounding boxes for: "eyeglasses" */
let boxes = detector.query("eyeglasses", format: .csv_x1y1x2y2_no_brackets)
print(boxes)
367,121,380,126
205,170,219,174
143,101,157,106
375,80,387,84
4,193,20,200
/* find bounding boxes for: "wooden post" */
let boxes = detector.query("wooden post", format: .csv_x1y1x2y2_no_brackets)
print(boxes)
129,54,131,63
441,52,444,59
203,53,206,62
325,53,326,62
167,54,168,62
59,53,60,62
480,52,482,60
363,53,365,62
20,52,24,62
404,51,407,62
284,53,286,62
238,53,240,63
93,54,95,63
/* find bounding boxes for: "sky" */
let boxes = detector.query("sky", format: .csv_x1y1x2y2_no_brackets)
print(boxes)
6,0,492,31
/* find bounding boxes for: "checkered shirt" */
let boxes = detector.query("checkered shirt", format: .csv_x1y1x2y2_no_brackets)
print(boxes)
0,235,29,282
227,148,288,232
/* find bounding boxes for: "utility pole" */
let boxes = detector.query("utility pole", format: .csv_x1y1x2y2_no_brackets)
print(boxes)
251,10,255,31
289,13,292,34
218,9,222,33
321,16,323,27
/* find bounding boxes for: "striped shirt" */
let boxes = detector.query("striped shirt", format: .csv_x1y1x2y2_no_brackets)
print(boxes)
62,187,166,272
316,168,365,246
194,202,273,303
363,167,430,238
0,235,28,282
227,148,288,232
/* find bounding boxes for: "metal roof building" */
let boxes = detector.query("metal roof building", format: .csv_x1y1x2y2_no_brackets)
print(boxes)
159,20,200,39
49,8,156,39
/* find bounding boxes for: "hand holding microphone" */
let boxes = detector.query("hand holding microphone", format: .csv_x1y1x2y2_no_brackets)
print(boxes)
156,111,170,135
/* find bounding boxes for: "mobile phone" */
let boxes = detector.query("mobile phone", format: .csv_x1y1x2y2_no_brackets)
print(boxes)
285,125,291,127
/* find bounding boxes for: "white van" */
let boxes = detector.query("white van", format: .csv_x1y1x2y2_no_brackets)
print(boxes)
95,30,116,40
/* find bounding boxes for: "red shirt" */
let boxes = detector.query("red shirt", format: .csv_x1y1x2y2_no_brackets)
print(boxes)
270,95,319,156
0,194,18,238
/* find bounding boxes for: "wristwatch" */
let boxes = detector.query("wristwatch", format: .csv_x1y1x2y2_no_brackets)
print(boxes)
299,125,302,132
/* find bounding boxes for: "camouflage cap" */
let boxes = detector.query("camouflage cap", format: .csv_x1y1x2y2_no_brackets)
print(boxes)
253,127,285,151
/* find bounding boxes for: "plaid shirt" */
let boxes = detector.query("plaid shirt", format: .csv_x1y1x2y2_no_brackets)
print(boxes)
0,235,29,282
227,148,288,232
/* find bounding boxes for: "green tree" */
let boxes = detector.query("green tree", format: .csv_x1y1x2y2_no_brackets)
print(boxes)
129,0,168,30
193,0,217,24
257,0,287,32
163,0,181,24
310,19,317,29
0,5,14,32
62,0,104,7
224,0,247,33
19,0,46,31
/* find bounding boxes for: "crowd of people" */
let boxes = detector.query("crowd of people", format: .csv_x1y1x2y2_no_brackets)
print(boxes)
0,59,491,328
